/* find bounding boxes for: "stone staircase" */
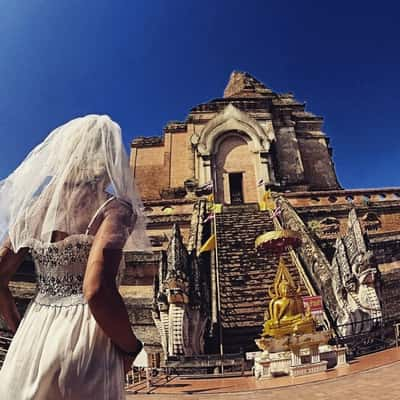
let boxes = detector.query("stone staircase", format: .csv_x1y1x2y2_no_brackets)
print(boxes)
215,204,311,353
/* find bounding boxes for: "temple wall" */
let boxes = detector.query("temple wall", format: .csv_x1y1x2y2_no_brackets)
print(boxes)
296,209,400,238
297,136,338,190
133,132,175,200
132,130,197,200
170,131,193,188
144,203,195,216
146,226,191,250
286,190,400,208
133,145,169,199
380,269,400,320
373,240,400,319
274,126,305,185
378,212,400,232
123,264,158,286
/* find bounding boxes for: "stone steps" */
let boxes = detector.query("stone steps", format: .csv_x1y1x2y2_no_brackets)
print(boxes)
215,205,309,352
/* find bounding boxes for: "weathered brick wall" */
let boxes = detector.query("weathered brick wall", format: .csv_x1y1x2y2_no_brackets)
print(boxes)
123,262,158,286
125,297,161,349
292,199,400,240
380,269,400,320
223,71,271,98
370,238,400,319
274,126,305,185
134,144,170,199
123,251,161,286
170,131,193,188
379,212,400,232
297,136,339,190
132,130,196,200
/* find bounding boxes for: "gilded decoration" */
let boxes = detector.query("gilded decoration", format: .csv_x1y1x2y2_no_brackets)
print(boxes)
261,257,315,338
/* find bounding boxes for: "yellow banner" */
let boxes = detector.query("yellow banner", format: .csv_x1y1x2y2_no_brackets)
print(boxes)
199,234,216,253
209,203,223,213
259,189,275,211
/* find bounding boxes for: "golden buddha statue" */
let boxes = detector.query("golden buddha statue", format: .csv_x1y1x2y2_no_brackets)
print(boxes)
262,257,315,338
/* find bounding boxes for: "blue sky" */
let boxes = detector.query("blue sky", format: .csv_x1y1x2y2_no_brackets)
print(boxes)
1,0,399,189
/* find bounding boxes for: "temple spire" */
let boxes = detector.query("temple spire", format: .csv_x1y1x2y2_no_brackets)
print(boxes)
223,71,273,98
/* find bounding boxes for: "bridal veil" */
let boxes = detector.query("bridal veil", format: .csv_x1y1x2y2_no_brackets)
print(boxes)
0,114,149,252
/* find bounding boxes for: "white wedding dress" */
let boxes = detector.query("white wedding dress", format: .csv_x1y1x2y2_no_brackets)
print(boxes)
0,232,126,399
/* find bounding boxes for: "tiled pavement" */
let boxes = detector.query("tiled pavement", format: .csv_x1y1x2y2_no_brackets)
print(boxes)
126,348,400,399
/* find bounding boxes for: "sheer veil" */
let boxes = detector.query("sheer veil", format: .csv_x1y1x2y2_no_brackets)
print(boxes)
0,115,150,253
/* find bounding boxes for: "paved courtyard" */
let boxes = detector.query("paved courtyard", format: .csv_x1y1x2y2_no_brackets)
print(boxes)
126,348,400,399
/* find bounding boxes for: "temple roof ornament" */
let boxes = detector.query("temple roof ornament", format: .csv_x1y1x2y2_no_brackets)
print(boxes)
191,103,273,156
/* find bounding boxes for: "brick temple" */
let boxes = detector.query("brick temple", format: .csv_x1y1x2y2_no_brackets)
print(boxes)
4,71,400,368
126,71,400,362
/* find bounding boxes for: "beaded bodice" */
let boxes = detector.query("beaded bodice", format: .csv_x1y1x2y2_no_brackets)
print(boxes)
30,235,94,306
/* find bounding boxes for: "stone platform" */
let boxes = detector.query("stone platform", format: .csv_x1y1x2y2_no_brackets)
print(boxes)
126,347,400,399
253,331,345,379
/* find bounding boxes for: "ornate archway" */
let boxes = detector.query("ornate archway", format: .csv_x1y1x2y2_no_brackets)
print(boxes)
191,104,276,203
213,131,257,204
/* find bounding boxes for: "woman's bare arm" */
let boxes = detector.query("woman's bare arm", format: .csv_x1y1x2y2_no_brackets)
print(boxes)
0,238,28,333
83,203,140,354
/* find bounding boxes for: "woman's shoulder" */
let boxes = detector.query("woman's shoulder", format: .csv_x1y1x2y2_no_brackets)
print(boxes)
103,197,135,219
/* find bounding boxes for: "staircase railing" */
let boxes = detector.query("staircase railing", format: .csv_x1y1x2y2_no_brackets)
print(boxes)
273,216,317,297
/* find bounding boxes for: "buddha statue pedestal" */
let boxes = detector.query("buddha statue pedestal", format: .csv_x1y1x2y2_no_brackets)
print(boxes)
253,231,347,379
254,331,332,379
252,254,332,378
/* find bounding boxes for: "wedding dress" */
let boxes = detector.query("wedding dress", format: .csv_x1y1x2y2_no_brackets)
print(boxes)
0,201,126,400
0,115,149,400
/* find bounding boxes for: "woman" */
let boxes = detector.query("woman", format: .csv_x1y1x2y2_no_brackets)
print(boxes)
0,115,149,399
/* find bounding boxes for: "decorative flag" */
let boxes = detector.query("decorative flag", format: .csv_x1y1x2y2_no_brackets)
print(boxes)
209,203,222,213
263,190,276,210
259,189,275,211
212,203,223,214
263,189,272,201
199,234,216,253
259,201,267,212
